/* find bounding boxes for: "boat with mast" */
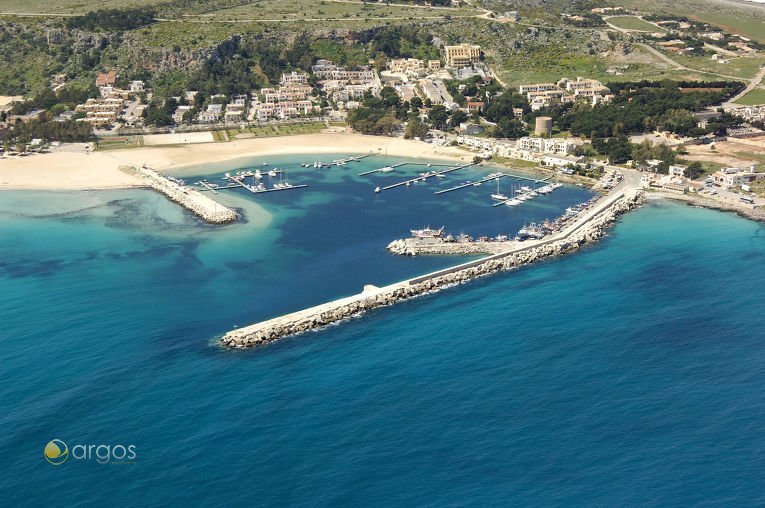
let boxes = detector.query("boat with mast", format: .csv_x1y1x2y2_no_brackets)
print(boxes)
491,176,508,201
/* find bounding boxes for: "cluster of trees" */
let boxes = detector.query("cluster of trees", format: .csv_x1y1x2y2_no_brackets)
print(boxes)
482,89,530,138
2,119,92,145
10,84,97,116
644,109,700,137
558,80,743,138
631,139,676,168
67,8,156,31
352,25,439,61
144,98,179,127
347,87,406,135
563,13,606,27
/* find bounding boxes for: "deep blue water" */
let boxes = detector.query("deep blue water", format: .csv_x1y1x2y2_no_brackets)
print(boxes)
1,154,765,505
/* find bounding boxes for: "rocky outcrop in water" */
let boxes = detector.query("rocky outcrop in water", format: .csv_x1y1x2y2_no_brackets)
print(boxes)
221,190,645,348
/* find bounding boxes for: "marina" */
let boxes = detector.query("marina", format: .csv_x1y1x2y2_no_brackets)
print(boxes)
375,162,478,192
196,169,307,195
303,154,373,168
359,161,453,176
222,175,645,348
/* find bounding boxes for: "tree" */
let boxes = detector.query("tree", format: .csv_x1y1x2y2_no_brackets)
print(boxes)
428,105,449,130
450,109,468,127
404,117,429,139
685,161,704,180
379,86,400,108
493,117,527,138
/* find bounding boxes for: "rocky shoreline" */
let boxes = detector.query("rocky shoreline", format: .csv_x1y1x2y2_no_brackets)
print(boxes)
134,165,238,224
648,191,765,223
220,189,645,349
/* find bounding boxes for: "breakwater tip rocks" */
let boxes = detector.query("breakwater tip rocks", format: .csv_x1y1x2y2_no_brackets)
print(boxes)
221,189,645,349
135,165,237,224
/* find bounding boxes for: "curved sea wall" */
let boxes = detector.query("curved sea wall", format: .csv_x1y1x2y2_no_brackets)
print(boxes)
221,190,645,348
135,166,237,224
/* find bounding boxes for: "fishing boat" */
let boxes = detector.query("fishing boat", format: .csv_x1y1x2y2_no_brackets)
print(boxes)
410,226,445,239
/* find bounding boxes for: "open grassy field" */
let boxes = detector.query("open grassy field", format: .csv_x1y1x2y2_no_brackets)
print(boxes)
735,87,765,106
0,0,172,14
653,49,765,80
95,135,144,151
227,122,326,139
607,15,666,32
188,0,476,23
614,0,765,43
687,12,765,45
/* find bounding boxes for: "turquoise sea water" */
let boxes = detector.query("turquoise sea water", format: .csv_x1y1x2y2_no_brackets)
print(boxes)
1,155,765,505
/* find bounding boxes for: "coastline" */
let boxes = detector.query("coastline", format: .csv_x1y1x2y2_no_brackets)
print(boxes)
0,151,145,190
0,133,470,191
648,191,765,222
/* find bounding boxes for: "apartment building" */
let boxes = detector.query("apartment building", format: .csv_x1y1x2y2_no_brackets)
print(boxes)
442,44,481,68
75,97,124,127
517,137,580,154
280,71,309,86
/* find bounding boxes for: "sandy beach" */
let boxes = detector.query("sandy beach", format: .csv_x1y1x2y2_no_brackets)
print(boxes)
0,133,471,190
0,151,144,190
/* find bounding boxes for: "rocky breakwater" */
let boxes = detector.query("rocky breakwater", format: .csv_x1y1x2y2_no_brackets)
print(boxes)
221,190,644,349
136,166,237,224
386,238,512,256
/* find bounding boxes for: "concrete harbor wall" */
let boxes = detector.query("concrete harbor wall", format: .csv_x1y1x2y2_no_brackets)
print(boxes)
135,166,237,224
221,188,645,349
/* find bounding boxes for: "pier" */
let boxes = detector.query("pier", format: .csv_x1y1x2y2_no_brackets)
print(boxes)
227,175,308,194
221,173,644,348
434,173,507,195
378,162,477,192
359,161,453,176
358,162,406,176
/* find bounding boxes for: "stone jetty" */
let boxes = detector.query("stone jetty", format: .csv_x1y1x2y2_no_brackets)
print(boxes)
386,238,513,256
135,165,237,224
221,187,645,349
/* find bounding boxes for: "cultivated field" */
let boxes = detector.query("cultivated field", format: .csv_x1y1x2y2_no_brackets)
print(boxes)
607,16,665,32
735,87,765,106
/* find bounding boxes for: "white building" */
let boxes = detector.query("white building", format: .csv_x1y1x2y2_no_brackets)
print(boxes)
173,105,192,125
130,80,145,93
280,71,309,86
197,104,222,124
517,137,580,154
